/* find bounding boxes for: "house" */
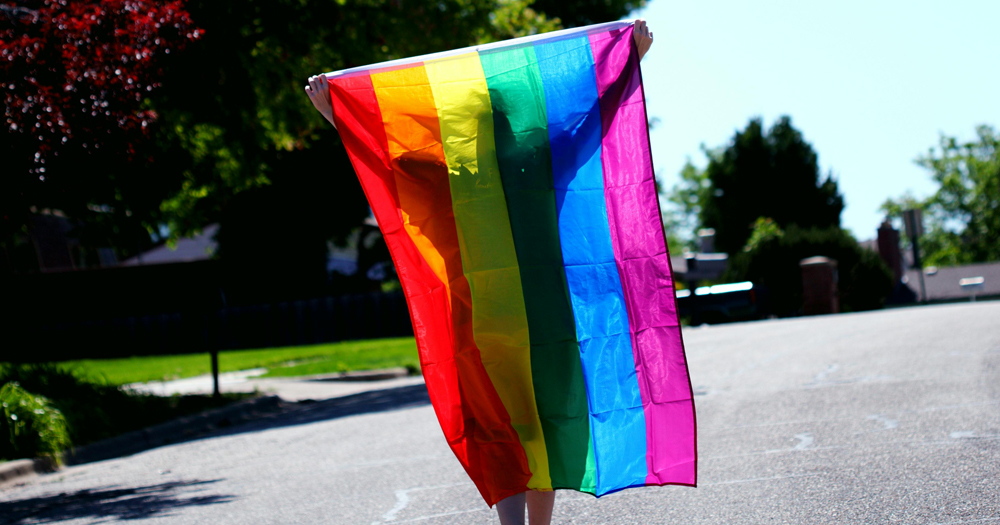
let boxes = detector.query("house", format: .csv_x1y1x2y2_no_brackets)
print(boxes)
904,262,1000,302
122,224,219,266
669,229,729,285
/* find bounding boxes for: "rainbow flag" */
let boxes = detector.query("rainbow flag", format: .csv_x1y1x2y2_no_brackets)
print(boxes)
325,20,696,505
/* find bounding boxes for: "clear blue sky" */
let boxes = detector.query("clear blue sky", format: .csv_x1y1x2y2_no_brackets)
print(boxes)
633,0,1000,240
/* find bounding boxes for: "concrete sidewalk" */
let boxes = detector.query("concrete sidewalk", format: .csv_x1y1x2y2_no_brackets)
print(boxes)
126,367,425,401
0,368,426,486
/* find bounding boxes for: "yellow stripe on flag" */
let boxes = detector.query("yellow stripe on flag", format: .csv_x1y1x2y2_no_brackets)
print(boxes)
425,52,551,489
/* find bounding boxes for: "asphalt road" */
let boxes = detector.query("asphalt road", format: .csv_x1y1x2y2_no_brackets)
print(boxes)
2,302,998,524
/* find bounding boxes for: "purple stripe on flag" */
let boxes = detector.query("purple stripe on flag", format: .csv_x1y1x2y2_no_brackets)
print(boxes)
589,25,697,487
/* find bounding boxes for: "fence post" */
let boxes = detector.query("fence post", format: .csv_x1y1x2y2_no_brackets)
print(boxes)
211,351,220,397
213,288,228,398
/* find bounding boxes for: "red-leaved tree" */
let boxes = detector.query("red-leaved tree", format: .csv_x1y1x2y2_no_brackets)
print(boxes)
2,0,200,169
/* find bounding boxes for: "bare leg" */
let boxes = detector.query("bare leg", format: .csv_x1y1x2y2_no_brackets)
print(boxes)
526,490,555,525
496,492,526,525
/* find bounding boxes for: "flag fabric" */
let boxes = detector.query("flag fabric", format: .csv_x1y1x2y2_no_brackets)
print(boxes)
324,20,696,506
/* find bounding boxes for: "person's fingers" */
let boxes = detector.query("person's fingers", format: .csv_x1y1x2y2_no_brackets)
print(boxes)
649,31,653,39
317,74,329,95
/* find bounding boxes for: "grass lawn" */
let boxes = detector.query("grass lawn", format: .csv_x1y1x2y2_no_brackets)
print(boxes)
1,364,256,456
57,337,420,386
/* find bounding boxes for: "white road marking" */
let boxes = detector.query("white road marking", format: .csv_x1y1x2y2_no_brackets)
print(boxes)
930,518,1000,525
914,400,1000,413
396,508,490,523
707,445,843,460
338,454,447,471
702,473,823,486
382,489,411,522
867,414,899,430
701,416,851,433
793,432,814,450
813,364,840,382
379,483,471,522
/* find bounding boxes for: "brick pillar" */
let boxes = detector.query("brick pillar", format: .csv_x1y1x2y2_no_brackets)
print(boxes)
876,220,903,282
800,256,839,315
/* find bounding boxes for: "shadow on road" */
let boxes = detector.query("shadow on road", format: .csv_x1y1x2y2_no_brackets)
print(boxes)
0,479,233,524
216,383,432,437
65,383,432,467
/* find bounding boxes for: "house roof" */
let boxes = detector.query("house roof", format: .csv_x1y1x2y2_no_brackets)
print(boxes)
122,224,219,266
903,261,1000,302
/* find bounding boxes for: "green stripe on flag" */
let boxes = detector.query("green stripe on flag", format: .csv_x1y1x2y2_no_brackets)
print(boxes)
480,45,595,492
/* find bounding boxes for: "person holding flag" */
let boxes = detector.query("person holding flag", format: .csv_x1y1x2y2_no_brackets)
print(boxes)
304,20,679,525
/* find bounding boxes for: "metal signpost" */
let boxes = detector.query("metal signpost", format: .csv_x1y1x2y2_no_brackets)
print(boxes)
902,209,927,303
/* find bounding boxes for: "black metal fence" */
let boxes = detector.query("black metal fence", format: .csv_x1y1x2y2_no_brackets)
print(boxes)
4,290,413,363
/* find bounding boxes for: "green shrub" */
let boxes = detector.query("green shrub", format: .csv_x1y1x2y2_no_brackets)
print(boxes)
0,363,251,449
1,382,72,462
727,223,894,316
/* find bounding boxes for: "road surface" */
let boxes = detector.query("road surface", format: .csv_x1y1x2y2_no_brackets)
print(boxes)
2,302,998,524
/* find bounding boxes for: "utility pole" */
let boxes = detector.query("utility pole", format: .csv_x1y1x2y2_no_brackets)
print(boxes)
902,209,927,304
213,288,228,398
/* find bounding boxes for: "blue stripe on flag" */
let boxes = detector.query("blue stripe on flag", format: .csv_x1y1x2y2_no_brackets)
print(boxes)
534,35,648,495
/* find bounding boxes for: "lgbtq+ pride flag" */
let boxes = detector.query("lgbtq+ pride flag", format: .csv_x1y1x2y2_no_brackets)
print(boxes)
322,20,696,506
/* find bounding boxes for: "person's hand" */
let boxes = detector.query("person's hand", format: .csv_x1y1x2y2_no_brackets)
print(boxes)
305,74,337,129
633,19,653,60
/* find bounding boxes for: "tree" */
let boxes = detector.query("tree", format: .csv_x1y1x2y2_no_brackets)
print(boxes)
4,0,644,282
1,0,201,262
149,0,560,297
691,117,844,256
1,1,558,269
662,159,709,252
881,125,1000,266
726,221,893,315
531,0,646,27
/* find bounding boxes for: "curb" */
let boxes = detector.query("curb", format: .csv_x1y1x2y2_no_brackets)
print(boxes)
0,457,58,487
301,367,413,383
0,375,422,487
63,394,285,466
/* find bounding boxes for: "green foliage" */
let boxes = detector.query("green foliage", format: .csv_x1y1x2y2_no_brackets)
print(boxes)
659,212,688,256
662,159,710,249
0,364,248,449
150,0,570,242
4,0,605,267
697,117,844,256
743,217,784,253
727,225,893,316
881,125,1000,266
486,0,561,39
531,0,646,27
116,0,566,286
1,382,72,462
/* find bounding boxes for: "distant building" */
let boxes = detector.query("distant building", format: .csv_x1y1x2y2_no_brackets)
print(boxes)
862,219,998,303
123,223,219,266
5,211,118,273
904,263,1000,302
670,229,729,284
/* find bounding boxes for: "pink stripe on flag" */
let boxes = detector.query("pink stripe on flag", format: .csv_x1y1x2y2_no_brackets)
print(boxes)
589,25,697,487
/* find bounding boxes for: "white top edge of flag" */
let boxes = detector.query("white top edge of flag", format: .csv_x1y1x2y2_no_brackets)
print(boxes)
323,19,635,78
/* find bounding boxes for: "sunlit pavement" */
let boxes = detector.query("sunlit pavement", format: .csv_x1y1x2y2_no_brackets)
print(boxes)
126,369,425,401
2,302,998,524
